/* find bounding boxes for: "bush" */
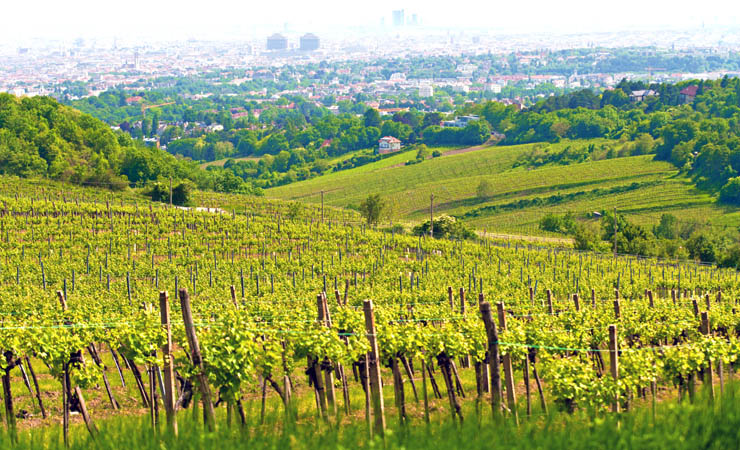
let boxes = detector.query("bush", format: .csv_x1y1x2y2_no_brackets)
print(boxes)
686,232,717,263
413,215,474,240
719,177,740,205
476,179,495,200
539,212,577,234
359,194,385,225
572,223,602,251
145,181,193,206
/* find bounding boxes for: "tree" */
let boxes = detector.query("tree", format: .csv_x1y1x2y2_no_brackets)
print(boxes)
415,144,431,160
363,108,381,128
653,214,678,239
412,215,474,239
719,177,740,205
422,112,443,130
476,179,494,199
171,181,193,206
359,194,385,225
461,120,490,145
573,223,602,251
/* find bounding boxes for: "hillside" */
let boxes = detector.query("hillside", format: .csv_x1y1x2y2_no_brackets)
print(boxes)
267,139,740,234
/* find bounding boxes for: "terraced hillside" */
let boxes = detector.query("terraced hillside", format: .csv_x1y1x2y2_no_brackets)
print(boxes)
267,140,739,234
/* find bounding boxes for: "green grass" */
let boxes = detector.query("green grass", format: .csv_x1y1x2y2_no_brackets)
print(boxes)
267,141,739,234
7,374,740,449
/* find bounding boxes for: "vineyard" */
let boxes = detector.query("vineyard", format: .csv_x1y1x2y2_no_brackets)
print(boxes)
0,177,738,447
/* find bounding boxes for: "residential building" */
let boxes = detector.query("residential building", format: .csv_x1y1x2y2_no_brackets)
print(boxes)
419,85,434,97
378,136,401,154
629,89,658,102
680,85,699,103
266,34,288,51
442,115,480,128
300,33,320,51
486,83,502,93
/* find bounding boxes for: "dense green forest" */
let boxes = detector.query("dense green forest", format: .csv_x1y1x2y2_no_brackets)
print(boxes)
0,94,259,196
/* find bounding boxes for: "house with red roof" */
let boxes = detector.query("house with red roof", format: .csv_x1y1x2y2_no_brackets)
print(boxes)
377,136,401,154
680,85,700,103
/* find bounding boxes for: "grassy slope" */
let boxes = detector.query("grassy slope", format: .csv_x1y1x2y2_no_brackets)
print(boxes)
267,140,740,233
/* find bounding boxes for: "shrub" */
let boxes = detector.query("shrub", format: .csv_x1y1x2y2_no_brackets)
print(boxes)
413,215,474,240
476,179,495,200
719,177,740,205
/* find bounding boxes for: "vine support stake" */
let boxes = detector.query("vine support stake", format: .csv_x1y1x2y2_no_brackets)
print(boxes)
608,324,619,413
363,300,386,436
159,291,178,435
179,288,216,432
479,298,502,418
496,301,518,424
700,311,715,401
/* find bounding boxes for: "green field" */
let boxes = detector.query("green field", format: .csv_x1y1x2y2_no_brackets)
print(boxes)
267,140,739,234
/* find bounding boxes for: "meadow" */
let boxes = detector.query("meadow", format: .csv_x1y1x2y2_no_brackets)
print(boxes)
267,141,738,234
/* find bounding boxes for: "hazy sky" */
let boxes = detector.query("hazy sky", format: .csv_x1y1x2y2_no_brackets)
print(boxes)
2,0,739,42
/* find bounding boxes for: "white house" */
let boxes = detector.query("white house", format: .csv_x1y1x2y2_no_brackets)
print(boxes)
378,136,402,154
419,85,434,97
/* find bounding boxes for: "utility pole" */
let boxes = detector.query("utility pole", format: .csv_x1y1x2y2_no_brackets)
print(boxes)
429,193,434,238
613,206,617,259
169,177,173,207
320,190,324,224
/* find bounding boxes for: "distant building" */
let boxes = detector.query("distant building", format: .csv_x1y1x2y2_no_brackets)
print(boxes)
253,70,276,81
629,89,658,102
486,83,502,94
266,33,288,51
300,33,320,51
442,115,480,128
142,137,160,149
419,85,434,97
392,9,405,26
680,85,699,103
389,72,406,82
378,136,402,154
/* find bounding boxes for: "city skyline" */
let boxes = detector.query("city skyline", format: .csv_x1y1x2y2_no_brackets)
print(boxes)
2,0,739,43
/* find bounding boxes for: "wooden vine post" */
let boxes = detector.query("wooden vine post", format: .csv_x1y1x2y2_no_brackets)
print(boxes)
496,301,518,424
613,290,621,319
479,299,502,418
421,358,430,423
459,287,470,368
2,351,17,443
178,288,216,432
56,290,98,444
159,291,178,435
591,288,596,308
316,293,337,416
700,311,715,401
608,324,619,413
363,300,386,436
546,289,553,315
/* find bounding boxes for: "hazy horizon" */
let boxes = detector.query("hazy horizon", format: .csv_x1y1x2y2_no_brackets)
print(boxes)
2,0,739,43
